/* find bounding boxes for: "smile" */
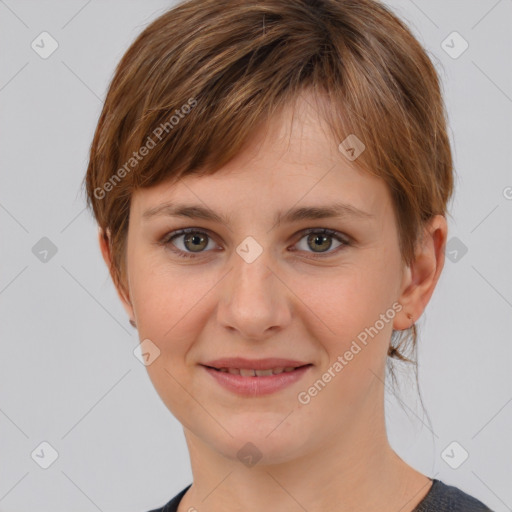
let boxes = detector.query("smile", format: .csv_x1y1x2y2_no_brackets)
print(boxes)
201,364,313,396
208,366,303,376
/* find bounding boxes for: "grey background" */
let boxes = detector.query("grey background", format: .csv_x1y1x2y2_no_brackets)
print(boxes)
0,1,511,511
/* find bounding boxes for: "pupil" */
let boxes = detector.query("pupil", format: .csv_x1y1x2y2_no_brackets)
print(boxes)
310,234,331,252
185,233,207,251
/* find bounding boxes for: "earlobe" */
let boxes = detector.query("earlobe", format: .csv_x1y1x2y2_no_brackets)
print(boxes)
393,215,447,331
393,264,414,331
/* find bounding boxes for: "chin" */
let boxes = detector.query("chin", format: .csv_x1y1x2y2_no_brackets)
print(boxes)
205,413,316,466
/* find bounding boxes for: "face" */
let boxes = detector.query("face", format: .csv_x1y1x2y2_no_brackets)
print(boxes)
103,93,443,466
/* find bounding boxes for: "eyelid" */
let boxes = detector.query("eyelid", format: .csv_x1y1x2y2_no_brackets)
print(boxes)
159,226,352,258
159,227,221,258
297,227,351,244
160,227,219,246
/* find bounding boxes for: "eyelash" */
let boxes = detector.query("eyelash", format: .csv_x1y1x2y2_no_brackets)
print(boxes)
159,227,352,260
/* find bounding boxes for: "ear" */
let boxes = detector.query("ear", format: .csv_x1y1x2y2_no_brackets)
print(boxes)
393,215,448,330
98,227,135,324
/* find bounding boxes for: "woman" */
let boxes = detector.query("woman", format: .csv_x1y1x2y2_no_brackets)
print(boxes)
84,0,494,510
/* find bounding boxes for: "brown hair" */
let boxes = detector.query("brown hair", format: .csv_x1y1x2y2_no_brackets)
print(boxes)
84,0,454,375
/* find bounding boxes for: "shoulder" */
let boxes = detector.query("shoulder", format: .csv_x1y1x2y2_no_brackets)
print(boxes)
145,484,192,512
414,479,494,512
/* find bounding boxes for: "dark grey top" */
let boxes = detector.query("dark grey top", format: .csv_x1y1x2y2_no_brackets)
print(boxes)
146,478,494,511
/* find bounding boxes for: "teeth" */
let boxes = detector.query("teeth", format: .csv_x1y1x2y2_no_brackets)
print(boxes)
254,369,274,377
215,366,301,376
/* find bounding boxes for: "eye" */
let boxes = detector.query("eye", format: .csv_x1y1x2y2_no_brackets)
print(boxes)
161,228,218,259
159,227,351,259
292,228,350,258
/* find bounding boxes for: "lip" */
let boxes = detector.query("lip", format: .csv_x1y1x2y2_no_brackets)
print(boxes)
202,357,310,370
200,359,313,396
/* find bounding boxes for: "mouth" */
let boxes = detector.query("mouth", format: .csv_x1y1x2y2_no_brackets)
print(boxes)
200,359,313,396
203,364,312,377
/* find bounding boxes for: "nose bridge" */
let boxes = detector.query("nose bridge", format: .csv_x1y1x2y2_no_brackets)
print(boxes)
217,238,290,339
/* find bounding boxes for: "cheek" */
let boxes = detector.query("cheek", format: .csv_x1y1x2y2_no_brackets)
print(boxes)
132,246,401,351
130,264,218,358
295,263,398,336
129,267,214,425
290,270,398,411
288,255,401,380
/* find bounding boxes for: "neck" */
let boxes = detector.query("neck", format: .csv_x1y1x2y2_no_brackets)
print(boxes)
178,385,431,512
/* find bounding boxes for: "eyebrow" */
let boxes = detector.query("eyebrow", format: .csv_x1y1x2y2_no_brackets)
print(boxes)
142,201,375,225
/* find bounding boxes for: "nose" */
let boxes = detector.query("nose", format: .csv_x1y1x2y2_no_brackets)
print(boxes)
216,247,292,341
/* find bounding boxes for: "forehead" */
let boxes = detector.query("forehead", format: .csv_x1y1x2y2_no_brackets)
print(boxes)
130,93,393,225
